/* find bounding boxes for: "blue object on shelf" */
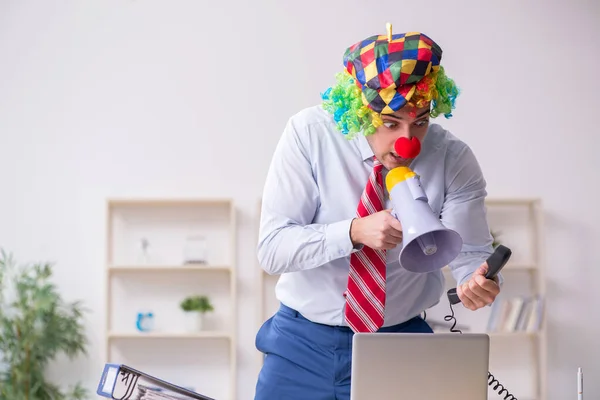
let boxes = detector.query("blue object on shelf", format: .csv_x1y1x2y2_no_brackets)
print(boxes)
136,311,154,332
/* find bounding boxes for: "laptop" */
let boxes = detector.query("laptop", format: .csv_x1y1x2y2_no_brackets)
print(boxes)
350,332,490,400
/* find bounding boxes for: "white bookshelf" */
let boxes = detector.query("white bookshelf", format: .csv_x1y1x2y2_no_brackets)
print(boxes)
428,198,546,400
256,197,546,399
105,198,237,400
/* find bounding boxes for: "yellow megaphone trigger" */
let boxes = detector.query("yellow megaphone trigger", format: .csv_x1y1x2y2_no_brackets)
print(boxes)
385,166,417,193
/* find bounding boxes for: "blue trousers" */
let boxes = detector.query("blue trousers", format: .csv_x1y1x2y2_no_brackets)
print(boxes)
254,303,433,400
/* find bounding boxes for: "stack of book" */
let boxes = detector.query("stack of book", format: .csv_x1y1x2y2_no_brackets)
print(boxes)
486,294,545,333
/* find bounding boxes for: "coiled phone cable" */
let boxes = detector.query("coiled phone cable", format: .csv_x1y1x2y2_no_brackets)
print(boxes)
444,244,519,400
444,299,518,400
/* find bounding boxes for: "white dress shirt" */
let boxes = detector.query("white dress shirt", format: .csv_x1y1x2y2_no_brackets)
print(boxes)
258,104,497,327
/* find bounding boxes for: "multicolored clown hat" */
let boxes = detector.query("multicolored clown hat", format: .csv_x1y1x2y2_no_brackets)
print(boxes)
322,23,460,138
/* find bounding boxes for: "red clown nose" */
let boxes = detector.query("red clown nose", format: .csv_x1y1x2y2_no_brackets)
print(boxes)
394,137,421,159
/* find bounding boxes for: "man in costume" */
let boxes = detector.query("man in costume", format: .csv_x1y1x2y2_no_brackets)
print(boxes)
254,24,501,399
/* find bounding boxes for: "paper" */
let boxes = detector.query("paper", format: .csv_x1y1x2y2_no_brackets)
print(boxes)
102,365,119,393
136,384,194,400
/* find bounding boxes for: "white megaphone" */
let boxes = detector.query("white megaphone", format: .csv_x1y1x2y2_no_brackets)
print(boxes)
385,166,463,273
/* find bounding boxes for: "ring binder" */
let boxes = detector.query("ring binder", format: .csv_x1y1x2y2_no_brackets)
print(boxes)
97,363,217,400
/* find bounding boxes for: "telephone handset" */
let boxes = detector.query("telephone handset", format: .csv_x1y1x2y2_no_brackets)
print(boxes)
447,244,512,304
443,244,519,400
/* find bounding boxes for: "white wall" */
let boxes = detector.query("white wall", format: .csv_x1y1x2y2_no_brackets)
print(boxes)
0,0,598,399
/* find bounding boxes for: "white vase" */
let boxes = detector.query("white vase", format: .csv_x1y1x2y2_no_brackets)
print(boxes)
183,312,203,332
183,235,208,264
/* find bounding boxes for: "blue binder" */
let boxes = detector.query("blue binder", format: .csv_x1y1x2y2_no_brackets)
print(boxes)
96,363,216,399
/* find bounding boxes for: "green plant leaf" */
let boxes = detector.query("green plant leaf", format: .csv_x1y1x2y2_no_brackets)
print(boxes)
180,295,214,313
0,249,90,400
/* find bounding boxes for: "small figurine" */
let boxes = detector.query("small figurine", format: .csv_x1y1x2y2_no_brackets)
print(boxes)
138,237,150,265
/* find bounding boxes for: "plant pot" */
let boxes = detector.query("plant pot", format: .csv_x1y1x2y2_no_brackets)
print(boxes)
183,311,204,332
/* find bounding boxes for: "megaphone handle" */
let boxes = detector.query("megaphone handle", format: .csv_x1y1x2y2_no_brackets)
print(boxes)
446,244,512,305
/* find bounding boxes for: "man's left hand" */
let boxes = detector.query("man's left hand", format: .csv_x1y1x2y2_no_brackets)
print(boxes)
457,262,500,311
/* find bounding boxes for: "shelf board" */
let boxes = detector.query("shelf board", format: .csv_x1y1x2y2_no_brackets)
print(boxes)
485,198,540,206
504,264,538,271
107,198,233,207
438,331,538,338
488,331,539,338
108,331,233,340
108,264,232,273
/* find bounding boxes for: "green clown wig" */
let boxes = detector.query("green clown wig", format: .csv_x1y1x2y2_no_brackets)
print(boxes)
321,24,460,139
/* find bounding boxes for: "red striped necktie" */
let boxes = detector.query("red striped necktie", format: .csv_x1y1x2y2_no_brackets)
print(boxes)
344,159,386,333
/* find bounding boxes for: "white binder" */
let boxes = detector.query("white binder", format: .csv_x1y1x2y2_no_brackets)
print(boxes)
96,363,216,400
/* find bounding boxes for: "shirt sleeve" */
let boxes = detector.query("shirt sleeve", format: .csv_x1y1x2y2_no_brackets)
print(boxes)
440,143,503,287
257,117,358,275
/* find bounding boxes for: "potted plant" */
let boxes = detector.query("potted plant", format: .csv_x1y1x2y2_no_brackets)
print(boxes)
491,230,502,248
179,295,213,332
0,249,89,399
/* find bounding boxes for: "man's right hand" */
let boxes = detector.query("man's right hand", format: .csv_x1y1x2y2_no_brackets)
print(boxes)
350,210,403,250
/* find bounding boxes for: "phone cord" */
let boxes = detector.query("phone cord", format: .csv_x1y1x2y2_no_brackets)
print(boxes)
441,303,519,400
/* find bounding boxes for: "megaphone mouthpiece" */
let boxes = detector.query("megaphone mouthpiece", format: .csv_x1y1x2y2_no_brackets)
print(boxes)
385,166,416,193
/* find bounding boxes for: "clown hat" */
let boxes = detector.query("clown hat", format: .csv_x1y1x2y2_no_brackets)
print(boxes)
322,23,459,137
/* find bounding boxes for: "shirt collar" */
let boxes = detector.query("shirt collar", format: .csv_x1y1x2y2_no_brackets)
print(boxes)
355,133,374,162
